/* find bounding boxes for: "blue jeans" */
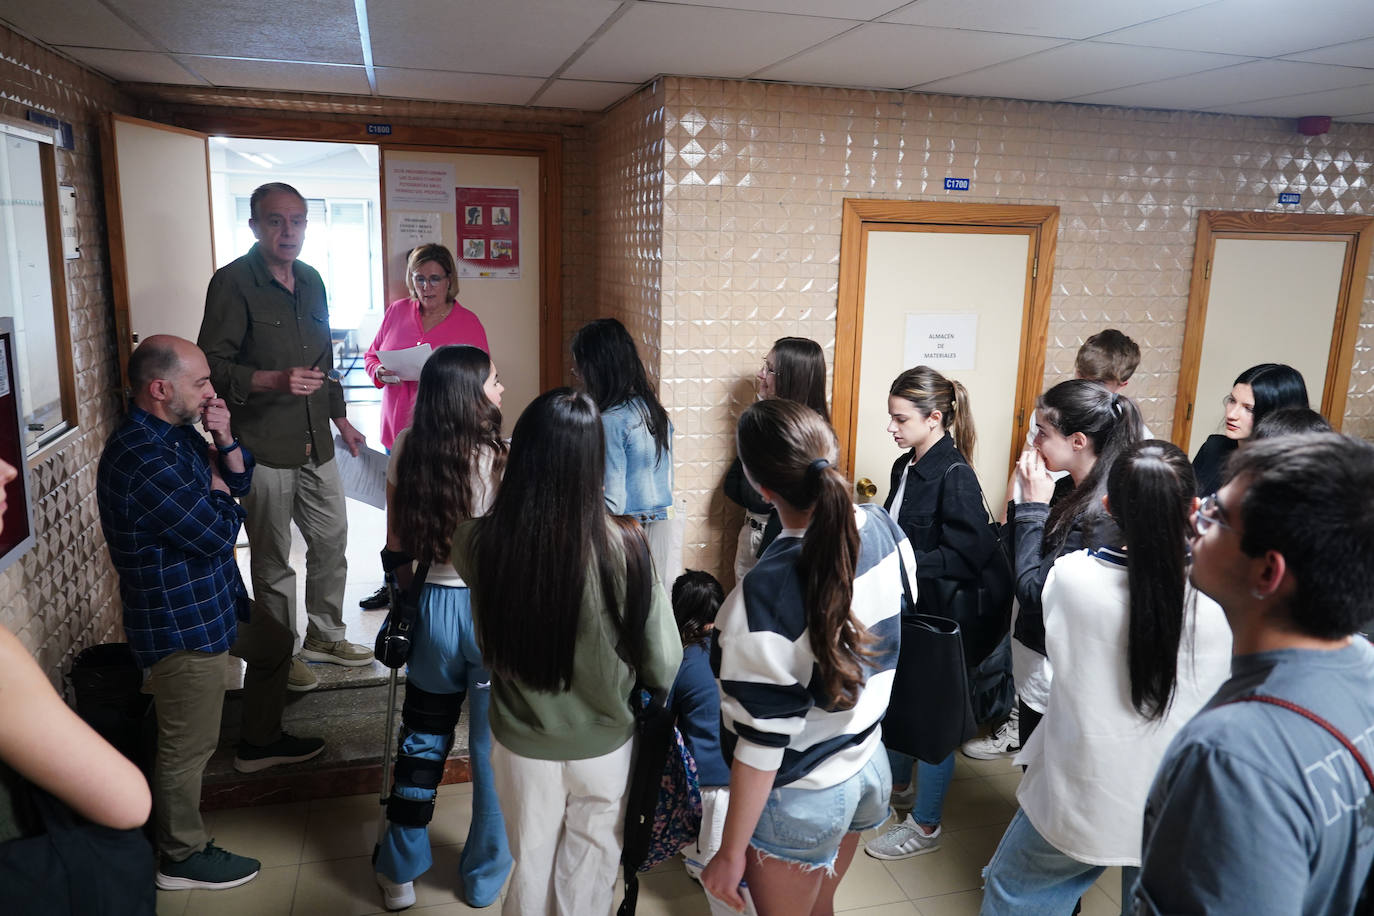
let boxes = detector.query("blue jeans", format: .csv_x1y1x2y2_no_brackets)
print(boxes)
375,584,512,907
751,752,891,870
980,808,1140,916
885,747,955,827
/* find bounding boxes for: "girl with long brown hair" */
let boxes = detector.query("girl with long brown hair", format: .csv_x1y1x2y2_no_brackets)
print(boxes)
374,345,509,911
702,400,910,915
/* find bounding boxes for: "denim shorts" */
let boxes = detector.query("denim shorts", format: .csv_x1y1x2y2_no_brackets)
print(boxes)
750,752,892,870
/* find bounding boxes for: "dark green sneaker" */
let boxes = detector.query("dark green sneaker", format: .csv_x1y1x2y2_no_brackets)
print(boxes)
233,732,326,773
156,841,260,890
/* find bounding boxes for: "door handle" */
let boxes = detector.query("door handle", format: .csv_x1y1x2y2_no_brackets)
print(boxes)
855,478,877,503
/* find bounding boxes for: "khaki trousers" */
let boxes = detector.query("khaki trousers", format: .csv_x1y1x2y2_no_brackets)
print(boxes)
240,458,348,644
145,613,292,862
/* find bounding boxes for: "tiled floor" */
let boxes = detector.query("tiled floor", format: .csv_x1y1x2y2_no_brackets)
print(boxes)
156,753,1126,916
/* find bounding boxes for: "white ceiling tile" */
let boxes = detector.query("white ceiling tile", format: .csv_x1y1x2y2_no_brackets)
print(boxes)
1097,0,1374,58
756,22,1063,89
666,0,904,18
373,68,546,105
533,79,641,111
0,1,158,50
1208,82,1374,118
916,41,1242,100
1282,37,1374,67
1070,59,1374,109
366,0,621,75
186,57,372,95
563,3,858,82
114,0,364,62
880,0,1209,40
55,46,203,84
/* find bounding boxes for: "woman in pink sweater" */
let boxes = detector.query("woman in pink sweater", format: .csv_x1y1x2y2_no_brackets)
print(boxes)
365,243,489,449
360,243,488,610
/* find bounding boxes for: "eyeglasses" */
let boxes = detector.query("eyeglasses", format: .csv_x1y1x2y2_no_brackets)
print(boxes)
761,360,776,376
1194,493,1234,536
412,273,448,287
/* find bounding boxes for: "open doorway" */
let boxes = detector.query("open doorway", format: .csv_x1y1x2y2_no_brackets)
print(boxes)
208,137,384,397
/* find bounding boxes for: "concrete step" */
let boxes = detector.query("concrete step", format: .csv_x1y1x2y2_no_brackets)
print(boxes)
203,660,473,810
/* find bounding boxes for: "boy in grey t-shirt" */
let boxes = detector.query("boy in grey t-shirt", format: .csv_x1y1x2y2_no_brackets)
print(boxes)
1133,433,1374,915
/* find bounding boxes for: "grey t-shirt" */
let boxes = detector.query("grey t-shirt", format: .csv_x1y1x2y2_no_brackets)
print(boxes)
1133,638,1374,915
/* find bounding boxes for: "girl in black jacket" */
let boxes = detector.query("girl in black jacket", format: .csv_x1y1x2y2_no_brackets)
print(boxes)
1008,380,1143,748
866,366,1000,862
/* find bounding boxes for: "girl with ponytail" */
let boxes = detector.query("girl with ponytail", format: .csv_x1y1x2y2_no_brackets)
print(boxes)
866,366,1004,862
1008,379,1144,749
981,441,1231,912
701,400,911,914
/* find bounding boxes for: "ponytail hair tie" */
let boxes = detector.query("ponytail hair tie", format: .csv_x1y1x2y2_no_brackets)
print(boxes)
806,457,832,482
1110,392,1122,416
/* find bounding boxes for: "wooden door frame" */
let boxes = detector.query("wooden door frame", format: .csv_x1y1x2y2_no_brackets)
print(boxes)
159,112,563,389
1172,210,1374,442
833,199,1060,480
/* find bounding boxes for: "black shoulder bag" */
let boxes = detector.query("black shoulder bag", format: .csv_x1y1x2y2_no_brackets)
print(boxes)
878,508,979,765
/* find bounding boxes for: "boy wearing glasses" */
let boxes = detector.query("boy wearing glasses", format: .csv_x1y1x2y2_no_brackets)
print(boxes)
1133,433,1374,915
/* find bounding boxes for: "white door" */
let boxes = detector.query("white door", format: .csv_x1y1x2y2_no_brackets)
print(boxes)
853,228,1034,510
1186,235,1348,456
103,114,215,368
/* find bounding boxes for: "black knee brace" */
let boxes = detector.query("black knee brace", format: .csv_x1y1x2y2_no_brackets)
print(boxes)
386,685,464,828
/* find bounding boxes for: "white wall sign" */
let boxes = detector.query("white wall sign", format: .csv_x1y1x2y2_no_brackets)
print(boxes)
903,313,979,371
385,161,456,208
391,212,442,251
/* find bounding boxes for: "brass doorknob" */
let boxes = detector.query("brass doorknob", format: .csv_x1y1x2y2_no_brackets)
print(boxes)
855,477,877,503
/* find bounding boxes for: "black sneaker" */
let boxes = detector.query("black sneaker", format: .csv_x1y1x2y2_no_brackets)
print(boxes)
359,585,389,610
233,733,326,773
156,841,260,890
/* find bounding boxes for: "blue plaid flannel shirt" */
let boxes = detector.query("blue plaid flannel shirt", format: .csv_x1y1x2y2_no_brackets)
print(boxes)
97,407,254,667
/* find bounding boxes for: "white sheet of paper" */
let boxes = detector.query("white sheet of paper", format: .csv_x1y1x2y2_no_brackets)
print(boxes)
332,435,389,509
376,344,433,381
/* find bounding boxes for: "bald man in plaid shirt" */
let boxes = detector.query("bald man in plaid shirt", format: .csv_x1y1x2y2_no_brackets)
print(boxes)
97,335,324,893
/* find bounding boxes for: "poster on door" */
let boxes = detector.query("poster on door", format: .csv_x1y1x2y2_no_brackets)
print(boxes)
456,187,520,279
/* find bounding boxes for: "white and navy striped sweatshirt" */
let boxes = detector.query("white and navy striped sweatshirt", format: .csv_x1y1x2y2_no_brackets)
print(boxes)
712,503,911,790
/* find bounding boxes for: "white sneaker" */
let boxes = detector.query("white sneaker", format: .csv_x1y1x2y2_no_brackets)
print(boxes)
961,710,1021,760
376,872,416,911
864,815,941,860
890,780,918,810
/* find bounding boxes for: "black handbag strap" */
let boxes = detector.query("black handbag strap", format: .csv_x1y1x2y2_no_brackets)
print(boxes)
935,461,1014,579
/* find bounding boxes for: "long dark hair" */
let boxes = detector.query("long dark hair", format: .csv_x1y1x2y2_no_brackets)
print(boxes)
1234,363,1309,432
572,318,671,461
672,570,725,649
737,399,870,709
1106,440,1196,720
889,365,976,459
393,346,505,564
771,337,830,422
1038,379,1143,552
472,388,647,692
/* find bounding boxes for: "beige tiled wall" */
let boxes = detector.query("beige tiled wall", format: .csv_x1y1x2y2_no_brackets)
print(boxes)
0,28,136,684
592,80,664,381
636,77,1374,586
